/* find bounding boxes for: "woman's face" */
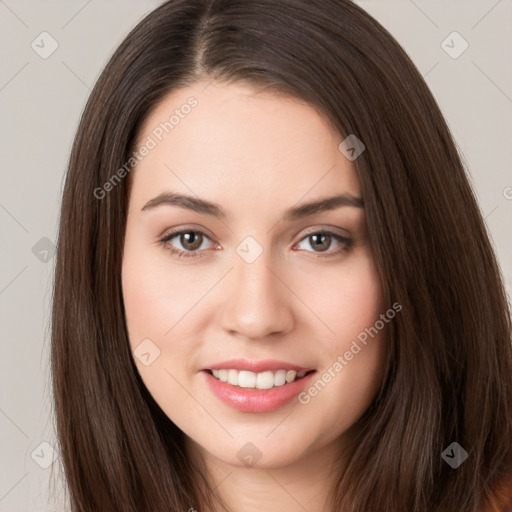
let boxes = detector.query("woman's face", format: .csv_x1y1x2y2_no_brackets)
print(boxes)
122,80,388,469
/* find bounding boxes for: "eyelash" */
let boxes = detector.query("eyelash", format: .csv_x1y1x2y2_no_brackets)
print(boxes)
159,229,353,260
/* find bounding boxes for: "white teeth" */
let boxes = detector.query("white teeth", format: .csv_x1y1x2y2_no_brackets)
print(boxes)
210,368,309,389
274,369,287,387
286,370,297,383
227,369,238,386
238,370,256,388
256,371,274,390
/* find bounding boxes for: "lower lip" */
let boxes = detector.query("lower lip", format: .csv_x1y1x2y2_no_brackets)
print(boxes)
203,370,315,413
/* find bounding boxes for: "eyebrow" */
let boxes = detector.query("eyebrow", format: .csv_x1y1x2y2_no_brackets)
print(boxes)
141,191,364,221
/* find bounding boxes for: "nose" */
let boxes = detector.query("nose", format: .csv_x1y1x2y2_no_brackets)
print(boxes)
219,249,294,341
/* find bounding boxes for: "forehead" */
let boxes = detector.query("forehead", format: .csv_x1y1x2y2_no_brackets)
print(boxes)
129,80,362,215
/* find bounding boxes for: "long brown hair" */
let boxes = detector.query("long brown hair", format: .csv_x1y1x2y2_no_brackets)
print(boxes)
50,1,512,510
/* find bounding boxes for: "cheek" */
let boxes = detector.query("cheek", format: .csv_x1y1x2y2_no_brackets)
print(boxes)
122,240,201,344
301,250,383,344
121,237,213,399
122,260,165,344
292,251,387,422
121,244,201,415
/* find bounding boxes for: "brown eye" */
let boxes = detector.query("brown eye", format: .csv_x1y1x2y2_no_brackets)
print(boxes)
160,229,215,259
178,232,203,251
295,231,353,258
309,233,332,252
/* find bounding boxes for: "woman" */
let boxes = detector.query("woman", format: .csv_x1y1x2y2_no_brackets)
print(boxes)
51,0,512,510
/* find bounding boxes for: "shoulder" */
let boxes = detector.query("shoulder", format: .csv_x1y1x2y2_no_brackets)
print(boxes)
481,474,512,512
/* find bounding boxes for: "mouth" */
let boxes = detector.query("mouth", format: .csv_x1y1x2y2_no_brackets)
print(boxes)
201,360,317,413
205,368,316,390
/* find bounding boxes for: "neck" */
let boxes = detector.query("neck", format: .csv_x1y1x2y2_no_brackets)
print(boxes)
186,437,345,512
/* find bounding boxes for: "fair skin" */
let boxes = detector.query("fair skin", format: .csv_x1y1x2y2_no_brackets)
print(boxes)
122,80,388,512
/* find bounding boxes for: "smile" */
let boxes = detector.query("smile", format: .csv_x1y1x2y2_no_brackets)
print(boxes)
202,360,317,413
208,368,312,389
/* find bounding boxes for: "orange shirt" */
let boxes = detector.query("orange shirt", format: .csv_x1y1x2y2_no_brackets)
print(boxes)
483,475,512,512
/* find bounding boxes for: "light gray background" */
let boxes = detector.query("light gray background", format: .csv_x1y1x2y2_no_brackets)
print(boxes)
1,1,511,510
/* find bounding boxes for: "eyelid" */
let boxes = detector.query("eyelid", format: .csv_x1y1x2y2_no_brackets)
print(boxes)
158,223,216,241
297,225,351,239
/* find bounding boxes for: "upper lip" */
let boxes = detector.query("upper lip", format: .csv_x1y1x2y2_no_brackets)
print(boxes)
204,359,314,373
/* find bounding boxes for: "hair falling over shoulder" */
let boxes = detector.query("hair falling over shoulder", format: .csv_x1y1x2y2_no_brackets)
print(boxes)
51,1,512,510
